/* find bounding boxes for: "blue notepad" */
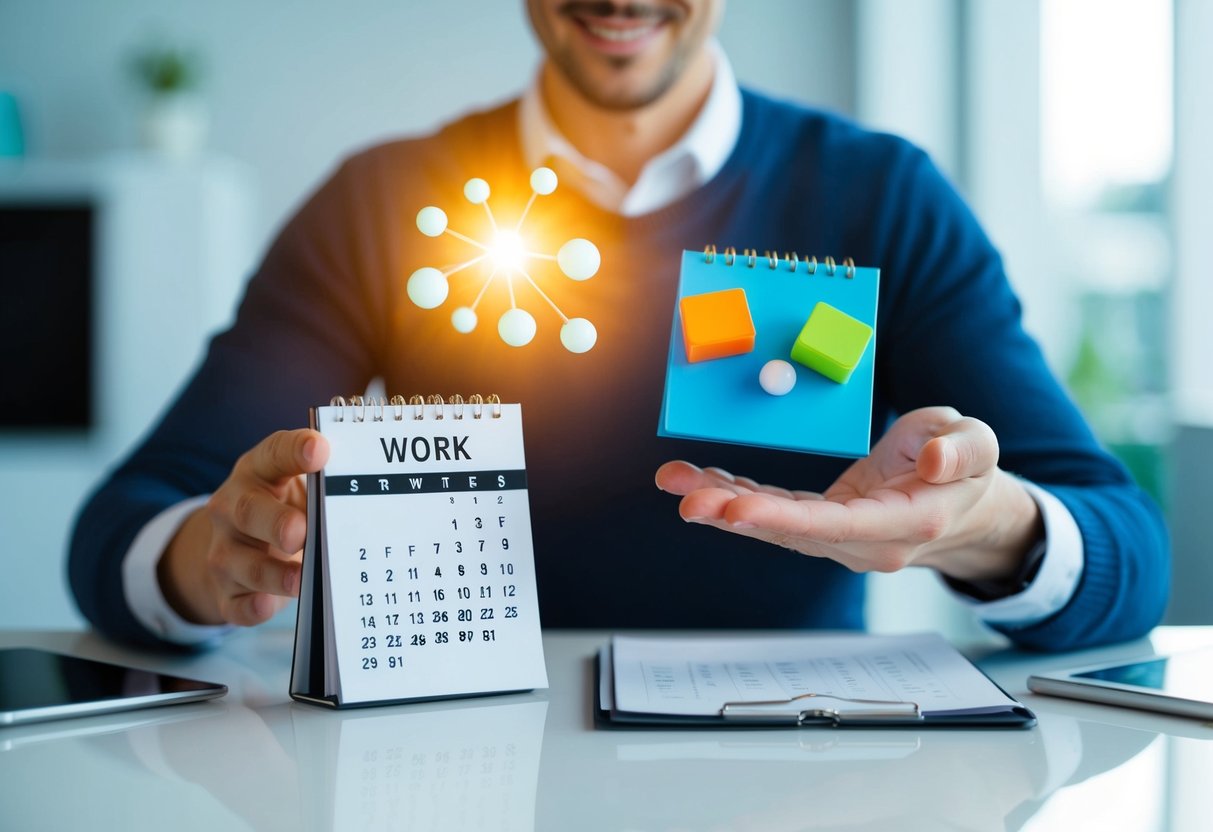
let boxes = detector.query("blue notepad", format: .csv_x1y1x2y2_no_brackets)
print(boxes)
658,249,880,458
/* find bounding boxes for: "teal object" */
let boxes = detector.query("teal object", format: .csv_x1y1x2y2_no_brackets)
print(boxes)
659,250,880,458
0,92,25,157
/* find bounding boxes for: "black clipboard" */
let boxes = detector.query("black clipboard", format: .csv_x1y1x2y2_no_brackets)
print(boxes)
595,640,1036,730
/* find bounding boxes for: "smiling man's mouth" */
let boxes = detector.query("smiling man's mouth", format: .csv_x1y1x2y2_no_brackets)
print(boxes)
559,2,684,54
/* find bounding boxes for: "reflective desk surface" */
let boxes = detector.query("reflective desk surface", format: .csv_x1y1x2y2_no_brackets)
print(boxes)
2,627,1211,831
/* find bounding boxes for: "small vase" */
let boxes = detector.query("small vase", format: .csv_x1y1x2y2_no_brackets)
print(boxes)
141,93,209,160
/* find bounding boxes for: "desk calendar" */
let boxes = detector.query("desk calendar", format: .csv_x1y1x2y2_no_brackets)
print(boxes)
290,394,548,708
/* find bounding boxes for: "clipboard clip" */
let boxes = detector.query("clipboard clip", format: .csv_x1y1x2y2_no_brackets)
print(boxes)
720,693,923,726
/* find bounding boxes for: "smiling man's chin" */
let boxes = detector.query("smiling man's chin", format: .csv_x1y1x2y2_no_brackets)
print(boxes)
548,1,696,110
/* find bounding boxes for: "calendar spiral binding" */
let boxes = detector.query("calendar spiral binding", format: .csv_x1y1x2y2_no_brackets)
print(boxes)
703,244,856,279
329,393,503,423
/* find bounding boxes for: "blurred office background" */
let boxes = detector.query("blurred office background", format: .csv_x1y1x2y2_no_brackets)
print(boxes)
0,0,1208,635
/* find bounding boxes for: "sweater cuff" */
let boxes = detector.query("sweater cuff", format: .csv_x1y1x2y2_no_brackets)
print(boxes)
121,495,233,646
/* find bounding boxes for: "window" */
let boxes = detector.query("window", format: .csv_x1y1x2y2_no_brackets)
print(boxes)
1040,0,1174,503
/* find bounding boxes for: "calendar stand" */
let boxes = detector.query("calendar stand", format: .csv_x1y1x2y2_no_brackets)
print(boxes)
290,394,548,708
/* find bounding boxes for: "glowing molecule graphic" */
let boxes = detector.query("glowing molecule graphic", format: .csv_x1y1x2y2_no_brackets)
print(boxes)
410,167,601,352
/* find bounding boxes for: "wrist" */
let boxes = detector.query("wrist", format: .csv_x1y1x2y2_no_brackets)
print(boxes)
158,507,222,626
930,470,1044,583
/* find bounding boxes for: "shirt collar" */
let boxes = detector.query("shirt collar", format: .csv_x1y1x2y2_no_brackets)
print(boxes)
518,41,742,217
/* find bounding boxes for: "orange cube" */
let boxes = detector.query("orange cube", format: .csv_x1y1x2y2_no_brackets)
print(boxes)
679,288,756,363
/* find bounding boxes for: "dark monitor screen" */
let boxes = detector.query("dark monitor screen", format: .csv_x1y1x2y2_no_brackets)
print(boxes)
0,203,94,429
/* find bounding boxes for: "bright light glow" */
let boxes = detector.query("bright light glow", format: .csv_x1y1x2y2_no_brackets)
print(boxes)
408,168,598,352
1041,0,1173,208
489,231,527,272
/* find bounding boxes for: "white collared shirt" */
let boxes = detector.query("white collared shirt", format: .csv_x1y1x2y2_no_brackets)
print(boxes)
518,41,742,216
120,49,1084,644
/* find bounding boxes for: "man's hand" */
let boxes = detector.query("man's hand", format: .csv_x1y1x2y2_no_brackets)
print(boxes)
655,407,1042,582
159,429,330,626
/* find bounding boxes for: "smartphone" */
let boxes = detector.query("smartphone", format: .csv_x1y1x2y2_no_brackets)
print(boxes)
0,647,227,726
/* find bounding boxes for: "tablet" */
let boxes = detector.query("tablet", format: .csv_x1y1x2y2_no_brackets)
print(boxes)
0,647,227,726
1027,647,1213,720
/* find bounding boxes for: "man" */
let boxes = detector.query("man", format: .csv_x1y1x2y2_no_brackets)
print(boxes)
71,0,1168,650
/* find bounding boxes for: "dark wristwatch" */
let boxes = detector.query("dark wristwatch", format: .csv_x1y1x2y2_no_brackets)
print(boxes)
945,538,1048,603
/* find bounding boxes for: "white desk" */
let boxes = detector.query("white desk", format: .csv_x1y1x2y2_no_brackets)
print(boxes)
2,628,1211,831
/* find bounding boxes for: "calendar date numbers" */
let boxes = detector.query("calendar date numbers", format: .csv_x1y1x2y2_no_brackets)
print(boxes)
348,489,527,674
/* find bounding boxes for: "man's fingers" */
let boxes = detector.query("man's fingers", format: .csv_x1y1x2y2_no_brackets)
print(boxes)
221,591,290,627
245,429,329,485
210,539,302,600
216,488,308,554
716,491,948,547
657,460,812,500
677,487,740,522
917,418,999,483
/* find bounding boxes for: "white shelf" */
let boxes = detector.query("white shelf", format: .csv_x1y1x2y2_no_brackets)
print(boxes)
0,154,258,627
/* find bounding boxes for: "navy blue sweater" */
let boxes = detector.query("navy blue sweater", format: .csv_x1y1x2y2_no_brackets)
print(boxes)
70,90,1169,651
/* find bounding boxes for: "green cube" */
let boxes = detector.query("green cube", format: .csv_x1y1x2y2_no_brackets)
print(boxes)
789,302,873,384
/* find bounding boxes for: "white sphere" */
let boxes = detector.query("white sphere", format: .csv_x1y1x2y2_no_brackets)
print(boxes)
406,267,448,309
463,178,490,204
557,238,601,280
451,306,478,333
498,308,537,347
416,206,448,237
560,318,597,353
759,359,797,396
530,167,558,195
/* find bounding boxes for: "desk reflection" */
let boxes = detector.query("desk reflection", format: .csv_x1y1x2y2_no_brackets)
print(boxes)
536,715,1158,832
291,698,549,831
18,693,551,831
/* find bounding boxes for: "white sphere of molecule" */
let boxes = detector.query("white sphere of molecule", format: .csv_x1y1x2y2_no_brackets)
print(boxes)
416,206,448,237
463,178,490,205
530,166,558,195
498,308,537,347
759,359,797,396
557,238,601,280
406,267,448,309
451,306,478,333
560,317,597,354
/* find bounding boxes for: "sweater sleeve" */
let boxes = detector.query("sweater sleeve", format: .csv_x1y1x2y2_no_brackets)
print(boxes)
68,153,389,648
867,145,1170,652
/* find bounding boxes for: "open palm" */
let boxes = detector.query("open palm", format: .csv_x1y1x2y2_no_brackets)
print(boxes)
655,406,1039,580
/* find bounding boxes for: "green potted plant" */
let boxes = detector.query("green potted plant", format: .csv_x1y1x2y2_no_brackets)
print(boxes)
128,42,207,159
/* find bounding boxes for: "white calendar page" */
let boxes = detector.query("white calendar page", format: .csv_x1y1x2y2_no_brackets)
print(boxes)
315,402,548,705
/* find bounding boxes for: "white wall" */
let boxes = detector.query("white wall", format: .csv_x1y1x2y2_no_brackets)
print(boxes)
1,0,854,256
0,158,258,629
0,0,855,629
